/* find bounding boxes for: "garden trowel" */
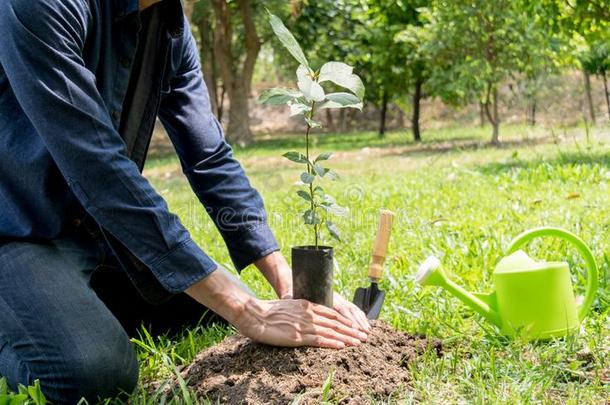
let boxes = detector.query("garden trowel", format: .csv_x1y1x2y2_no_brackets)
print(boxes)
353,209,395,319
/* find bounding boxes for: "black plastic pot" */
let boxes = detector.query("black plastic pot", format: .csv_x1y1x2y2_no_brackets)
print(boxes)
291,246,334,307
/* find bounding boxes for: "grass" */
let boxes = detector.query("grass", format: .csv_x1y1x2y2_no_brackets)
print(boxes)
139,123,609,404
5,123,610,403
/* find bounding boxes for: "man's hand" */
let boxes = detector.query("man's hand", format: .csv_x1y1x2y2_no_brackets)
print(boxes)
185,267,368,349
255,251,371,332
333,292,371,332
234,298,368,349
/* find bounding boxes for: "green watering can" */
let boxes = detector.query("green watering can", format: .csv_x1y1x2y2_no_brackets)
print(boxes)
416,227,599,339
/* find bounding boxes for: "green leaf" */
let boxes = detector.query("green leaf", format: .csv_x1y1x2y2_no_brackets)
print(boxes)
321,202,348,217
313,185,325,196
326,170,340,181
314,152,333,162
297,65,325,102
28,380,46,405
268,13,309,68
288,101,310,117
296,190,312,202
321,369,335,402
300,172,315,184
304,117,322,129
16,385,27,396
282,151,308,164
258,88,302,105
0,379,6,396
313,164,329,177
318,92,363,110
318,62,365,99
0,394,28,405
326,221,341,241
303,209,321,225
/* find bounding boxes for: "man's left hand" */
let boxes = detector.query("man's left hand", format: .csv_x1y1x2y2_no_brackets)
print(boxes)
333,292,370,332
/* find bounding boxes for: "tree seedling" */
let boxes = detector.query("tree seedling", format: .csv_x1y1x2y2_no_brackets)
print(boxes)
259,13,365,248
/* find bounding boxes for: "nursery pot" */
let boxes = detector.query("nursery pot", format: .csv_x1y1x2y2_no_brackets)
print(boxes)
291,246,334,307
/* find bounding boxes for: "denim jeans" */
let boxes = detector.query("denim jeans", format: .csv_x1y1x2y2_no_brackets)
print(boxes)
0,222,219,403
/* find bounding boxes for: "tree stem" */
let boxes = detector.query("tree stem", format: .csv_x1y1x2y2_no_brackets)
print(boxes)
305,102,318,248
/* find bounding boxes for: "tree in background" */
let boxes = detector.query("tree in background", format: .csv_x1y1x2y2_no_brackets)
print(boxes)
422,0,559,144
351,0,420,139
190,0,287,145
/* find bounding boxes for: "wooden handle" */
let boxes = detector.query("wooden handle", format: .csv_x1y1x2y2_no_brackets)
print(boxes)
368,209,395,280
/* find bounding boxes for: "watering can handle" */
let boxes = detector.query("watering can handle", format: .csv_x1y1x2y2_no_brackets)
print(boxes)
506,227,598,321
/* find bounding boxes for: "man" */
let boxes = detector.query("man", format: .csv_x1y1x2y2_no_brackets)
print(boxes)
0,0,370,402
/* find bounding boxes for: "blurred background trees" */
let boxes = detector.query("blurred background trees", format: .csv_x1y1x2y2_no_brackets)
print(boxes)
185,0,609,145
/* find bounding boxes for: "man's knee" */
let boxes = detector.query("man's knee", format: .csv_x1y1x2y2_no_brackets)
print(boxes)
41,336,139,404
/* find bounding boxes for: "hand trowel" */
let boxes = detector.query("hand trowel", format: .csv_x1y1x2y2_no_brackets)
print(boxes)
353,209,395,319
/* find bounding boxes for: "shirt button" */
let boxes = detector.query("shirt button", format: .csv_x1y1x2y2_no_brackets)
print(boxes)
111,110,121,121
120,57,130,68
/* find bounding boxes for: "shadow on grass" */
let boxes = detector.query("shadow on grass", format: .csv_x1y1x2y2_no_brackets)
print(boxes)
475,150,610,175
379,136,555,160
238,130,480,154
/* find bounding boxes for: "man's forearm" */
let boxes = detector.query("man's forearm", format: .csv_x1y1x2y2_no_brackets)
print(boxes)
185,267,254,326
254,251,293,299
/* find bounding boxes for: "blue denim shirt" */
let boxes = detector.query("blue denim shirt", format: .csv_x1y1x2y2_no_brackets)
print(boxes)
0,0,278,295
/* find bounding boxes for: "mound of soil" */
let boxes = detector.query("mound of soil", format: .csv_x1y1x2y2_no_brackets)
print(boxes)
179,321,441,404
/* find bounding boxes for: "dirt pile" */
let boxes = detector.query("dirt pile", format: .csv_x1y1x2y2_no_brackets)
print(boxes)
179,321,441,404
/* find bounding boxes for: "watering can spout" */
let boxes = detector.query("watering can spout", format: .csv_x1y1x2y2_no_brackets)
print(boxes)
417,256,502,328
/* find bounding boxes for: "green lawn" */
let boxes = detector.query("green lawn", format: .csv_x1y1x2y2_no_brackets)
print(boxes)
136,124,609,404
4,124,607,404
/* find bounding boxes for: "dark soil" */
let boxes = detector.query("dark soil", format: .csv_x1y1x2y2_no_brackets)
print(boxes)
178,320,441,404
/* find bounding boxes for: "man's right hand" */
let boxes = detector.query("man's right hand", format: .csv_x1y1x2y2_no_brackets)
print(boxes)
234,298,368,349
185,266,368,349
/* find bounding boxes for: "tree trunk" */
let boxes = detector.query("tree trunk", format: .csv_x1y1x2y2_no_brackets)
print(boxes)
325,109,335,132
412,78,422,142
602,71,610,121
379,89,388,138
479,101,485,127
484,84,500,145
338,109,347,133
226,82,251,146
583,70,596,124
209,0,260,145
347,109,357,132
195,13,220,117
527,96,536,126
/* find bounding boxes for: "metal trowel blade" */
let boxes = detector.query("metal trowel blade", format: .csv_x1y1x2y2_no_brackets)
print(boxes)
353,285,385,319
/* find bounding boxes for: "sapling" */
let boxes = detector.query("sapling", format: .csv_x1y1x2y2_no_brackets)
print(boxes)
259,13,364,249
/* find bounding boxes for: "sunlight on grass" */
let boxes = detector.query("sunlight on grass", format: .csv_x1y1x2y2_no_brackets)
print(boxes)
136,124,609,403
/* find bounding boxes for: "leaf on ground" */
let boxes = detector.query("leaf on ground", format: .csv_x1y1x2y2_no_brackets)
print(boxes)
566,192,581,199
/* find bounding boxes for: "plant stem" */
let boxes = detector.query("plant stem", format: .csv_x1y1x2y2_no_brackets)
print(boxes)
305,101,318,248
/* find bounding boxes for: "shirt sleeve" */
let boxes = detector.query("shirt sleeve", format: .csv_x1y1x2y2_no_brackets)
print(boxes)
158,18,279,272
0,0,217,293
